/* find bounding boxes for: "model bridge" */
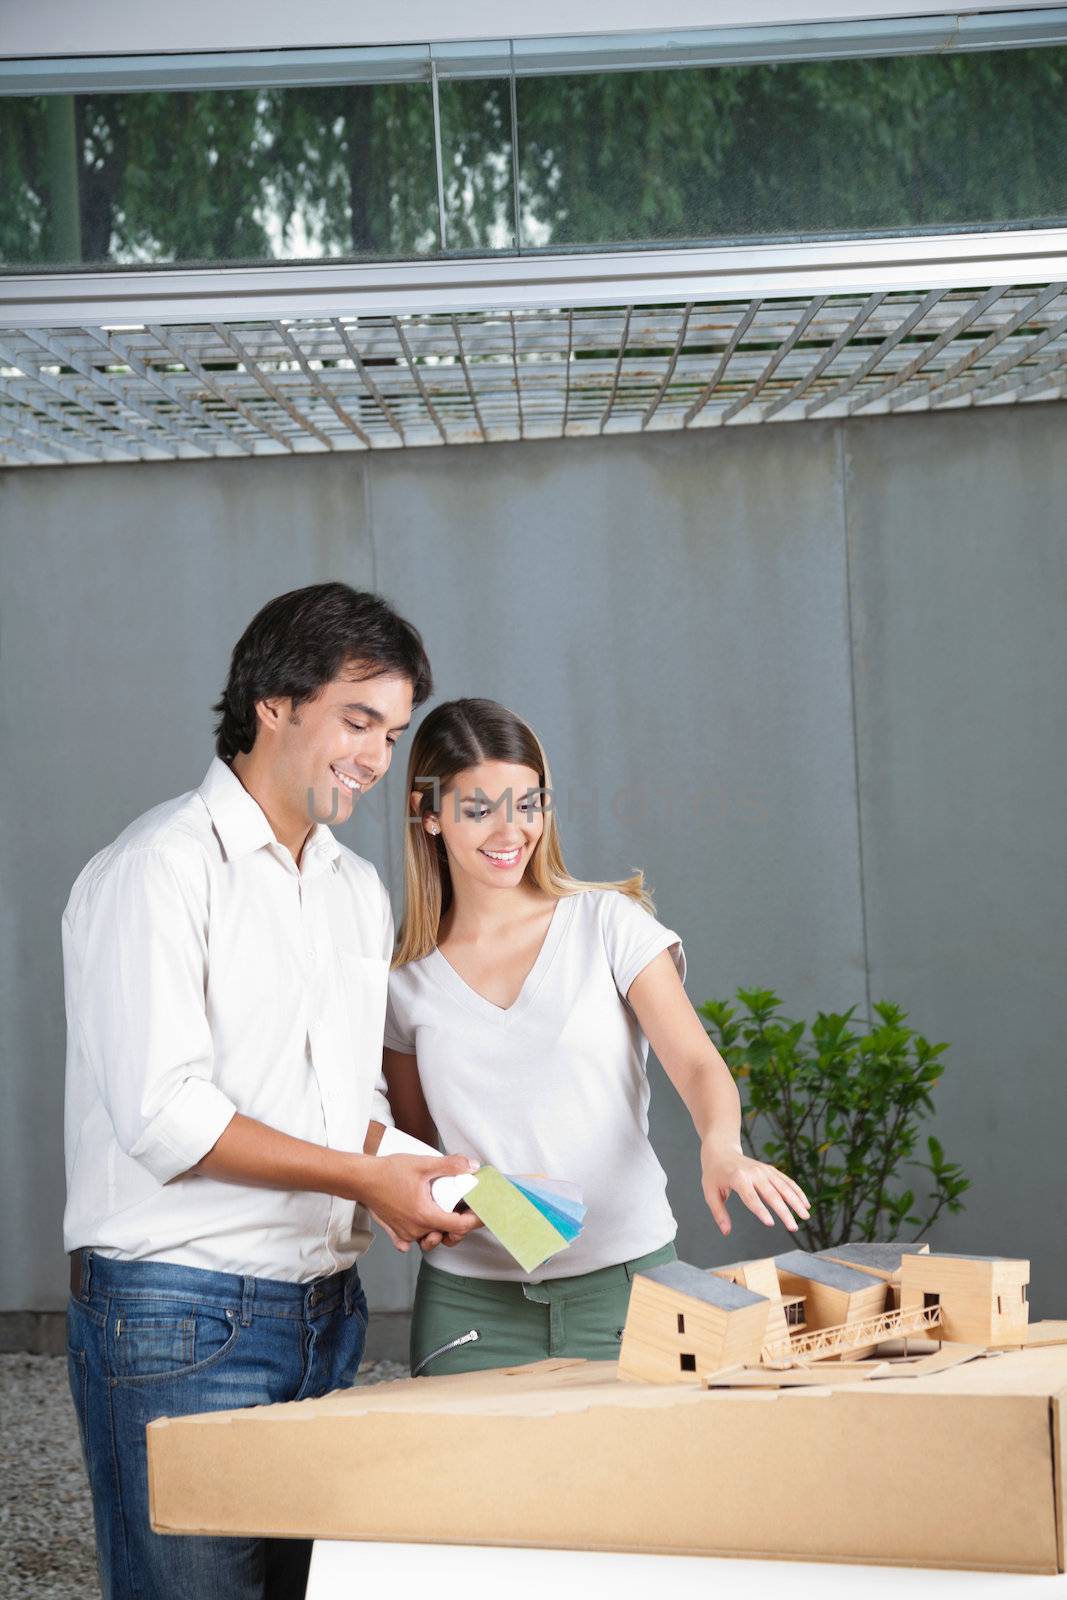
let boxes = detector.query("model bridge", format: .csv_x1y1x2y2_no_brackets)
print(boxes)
762,1300,943,1367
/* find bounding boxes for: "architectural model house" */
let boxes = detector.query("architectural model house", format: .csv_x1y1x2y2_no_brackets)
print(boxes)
712,1257,806,1346
818,1239,932,1310
774,1250,889,1358
898,1252,1030,1346
618,1260,770,1384
620,1244,1035,1387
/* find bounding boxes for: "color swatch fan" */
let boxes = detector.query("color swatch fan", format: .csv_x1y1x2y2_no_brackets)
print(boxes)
463,1168,587,1273
374,1127,585,1272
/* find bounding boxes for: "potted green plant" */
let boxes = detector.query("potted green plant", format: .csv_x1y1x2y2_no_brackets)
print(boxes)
699,987,970,1252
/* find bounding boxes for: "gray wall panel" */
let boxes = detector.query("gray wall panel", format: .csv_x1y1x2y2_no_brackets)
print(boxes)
844,406,1067,1303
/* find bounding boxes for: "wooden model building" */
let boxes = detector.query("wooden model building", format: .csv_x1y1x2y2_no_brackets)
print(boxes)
619,1242,1033,1386
618,1261,770,1385
898,1252,1030,1347
712,1257,806,1346
773,1250,889,1359
817,1239,931,1310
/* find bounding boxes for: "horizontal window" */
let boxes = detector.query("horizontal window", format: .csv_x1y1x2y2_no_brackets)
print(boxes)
516,49,1067,249
0,84,441,270
1,33,1065,273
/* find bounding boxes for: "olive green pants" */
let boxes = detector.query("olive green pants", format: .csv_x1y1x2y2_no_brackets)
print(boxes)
409,1241,678,1377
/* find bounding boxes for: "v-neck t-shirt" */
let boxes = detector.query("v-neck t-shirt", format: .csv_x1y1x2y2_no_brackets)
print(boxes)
383,887,686,1281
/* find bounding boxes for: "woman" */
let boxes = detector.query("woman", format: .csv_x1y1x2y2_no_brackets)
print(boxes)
382,698,809,1377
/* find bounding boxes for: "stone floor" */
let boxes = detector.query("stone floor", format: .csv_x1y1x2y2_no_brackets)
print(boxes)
0,1353,409,1600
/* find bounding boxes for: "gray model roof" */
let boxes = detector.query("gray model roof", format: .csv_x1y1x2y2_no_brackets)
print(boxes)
820,1242,1009,1268
817,1241,928,1273
637,1261,766,1310
774,1250,878,1292
908,1251,1008,1263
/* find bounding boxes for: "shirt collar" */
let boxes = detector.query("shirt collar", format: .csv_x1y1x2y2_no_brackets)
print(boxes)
198,756,342,872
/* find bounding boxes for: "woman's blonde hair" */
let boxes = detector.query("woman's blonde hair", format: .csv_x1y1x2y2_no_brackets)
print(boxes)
393,697,655,968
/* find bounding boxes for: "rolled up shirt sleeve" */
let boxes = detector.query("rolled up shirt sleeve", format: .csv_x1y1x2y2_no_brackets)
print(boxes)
371,1062,396,1129
370,1071,395,1130
66,845,237,1184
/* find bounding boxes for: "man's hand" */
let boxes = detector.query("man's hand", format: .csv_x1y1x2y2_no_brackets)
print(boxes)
362,1153,483,1253
416,1226,469,1253
185,1113,484,1253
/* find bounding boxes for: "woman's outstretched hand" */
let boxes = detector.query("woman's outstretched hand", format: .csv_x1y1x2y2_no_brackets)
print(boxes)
700,1137,810,1237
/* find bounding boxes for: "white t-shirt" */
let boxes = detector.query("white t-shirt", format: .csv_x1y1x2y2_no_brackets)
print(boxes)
384,887,686,1281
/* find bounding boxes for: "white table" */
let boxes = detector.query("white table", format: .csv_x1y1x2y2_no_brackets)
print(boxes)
308,1541,1067,1598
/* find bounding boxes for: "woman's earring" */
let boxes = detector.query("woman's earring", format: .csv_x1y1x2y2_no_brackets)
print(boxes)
428,821,440,836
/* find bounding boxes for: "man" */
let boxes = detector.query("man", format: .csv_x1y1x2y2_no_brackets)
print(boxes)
62,582,478,1600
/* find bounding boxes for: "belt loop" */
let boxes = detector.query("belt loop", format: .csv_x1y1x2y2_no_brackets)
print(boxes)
240,1276,255,1327
343,1270,354,1316
82,1248,93,1301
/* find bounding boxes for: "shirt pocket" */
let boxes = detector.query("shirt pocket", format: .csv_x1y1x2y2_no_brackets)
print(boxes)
336,952,390,1049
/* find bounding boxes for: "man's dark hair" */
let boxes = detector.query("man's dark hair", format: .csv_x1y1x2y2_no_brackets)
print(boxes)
212,582,433,762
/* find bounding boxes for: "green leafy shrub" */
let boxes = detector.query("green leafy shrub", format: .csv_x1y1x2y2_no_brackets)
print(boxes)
699,987,970,1252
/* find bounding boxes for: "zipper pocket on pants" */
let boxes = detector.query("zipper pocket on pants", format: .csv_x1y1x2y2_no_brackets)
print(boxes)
411,1328,479,1376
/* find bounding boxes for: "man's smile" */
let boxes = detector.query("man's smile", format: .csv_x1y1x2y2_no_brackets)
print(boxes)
330,764,366,793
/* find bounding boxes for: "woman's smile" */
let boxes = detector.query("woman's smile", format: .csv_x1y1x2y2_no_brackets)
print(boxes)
478,844,524,869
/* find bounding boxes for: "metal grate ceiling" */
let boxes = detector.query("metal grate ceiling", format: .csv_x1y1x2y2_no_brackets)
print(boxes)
2,283,1066,467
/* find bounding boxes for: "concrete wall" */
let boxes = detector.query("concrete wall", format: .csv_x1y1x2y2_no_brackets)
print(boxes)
1,401,1064,1325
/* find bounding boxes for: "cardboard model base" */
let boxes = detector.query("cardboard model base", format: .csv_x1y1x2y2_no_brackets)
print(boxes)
148,1340,1067,1574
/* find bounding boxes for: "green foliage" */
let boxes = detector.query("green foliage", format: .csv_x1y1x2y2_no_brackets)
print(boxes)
699,987,970,1251
2,45,1066,267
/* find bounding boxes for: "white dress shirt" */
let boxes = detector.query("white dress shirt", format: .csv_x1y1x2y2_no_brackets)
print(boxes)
62,755,395,1281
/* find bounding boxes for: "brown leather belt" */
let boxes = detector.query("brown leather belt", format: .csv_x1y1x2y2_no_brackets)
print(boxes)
69,1249,85,1297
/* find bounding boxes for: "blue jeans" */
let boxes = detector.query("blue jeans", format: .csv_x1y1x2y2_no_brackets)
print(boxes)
66,1250,368,1600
